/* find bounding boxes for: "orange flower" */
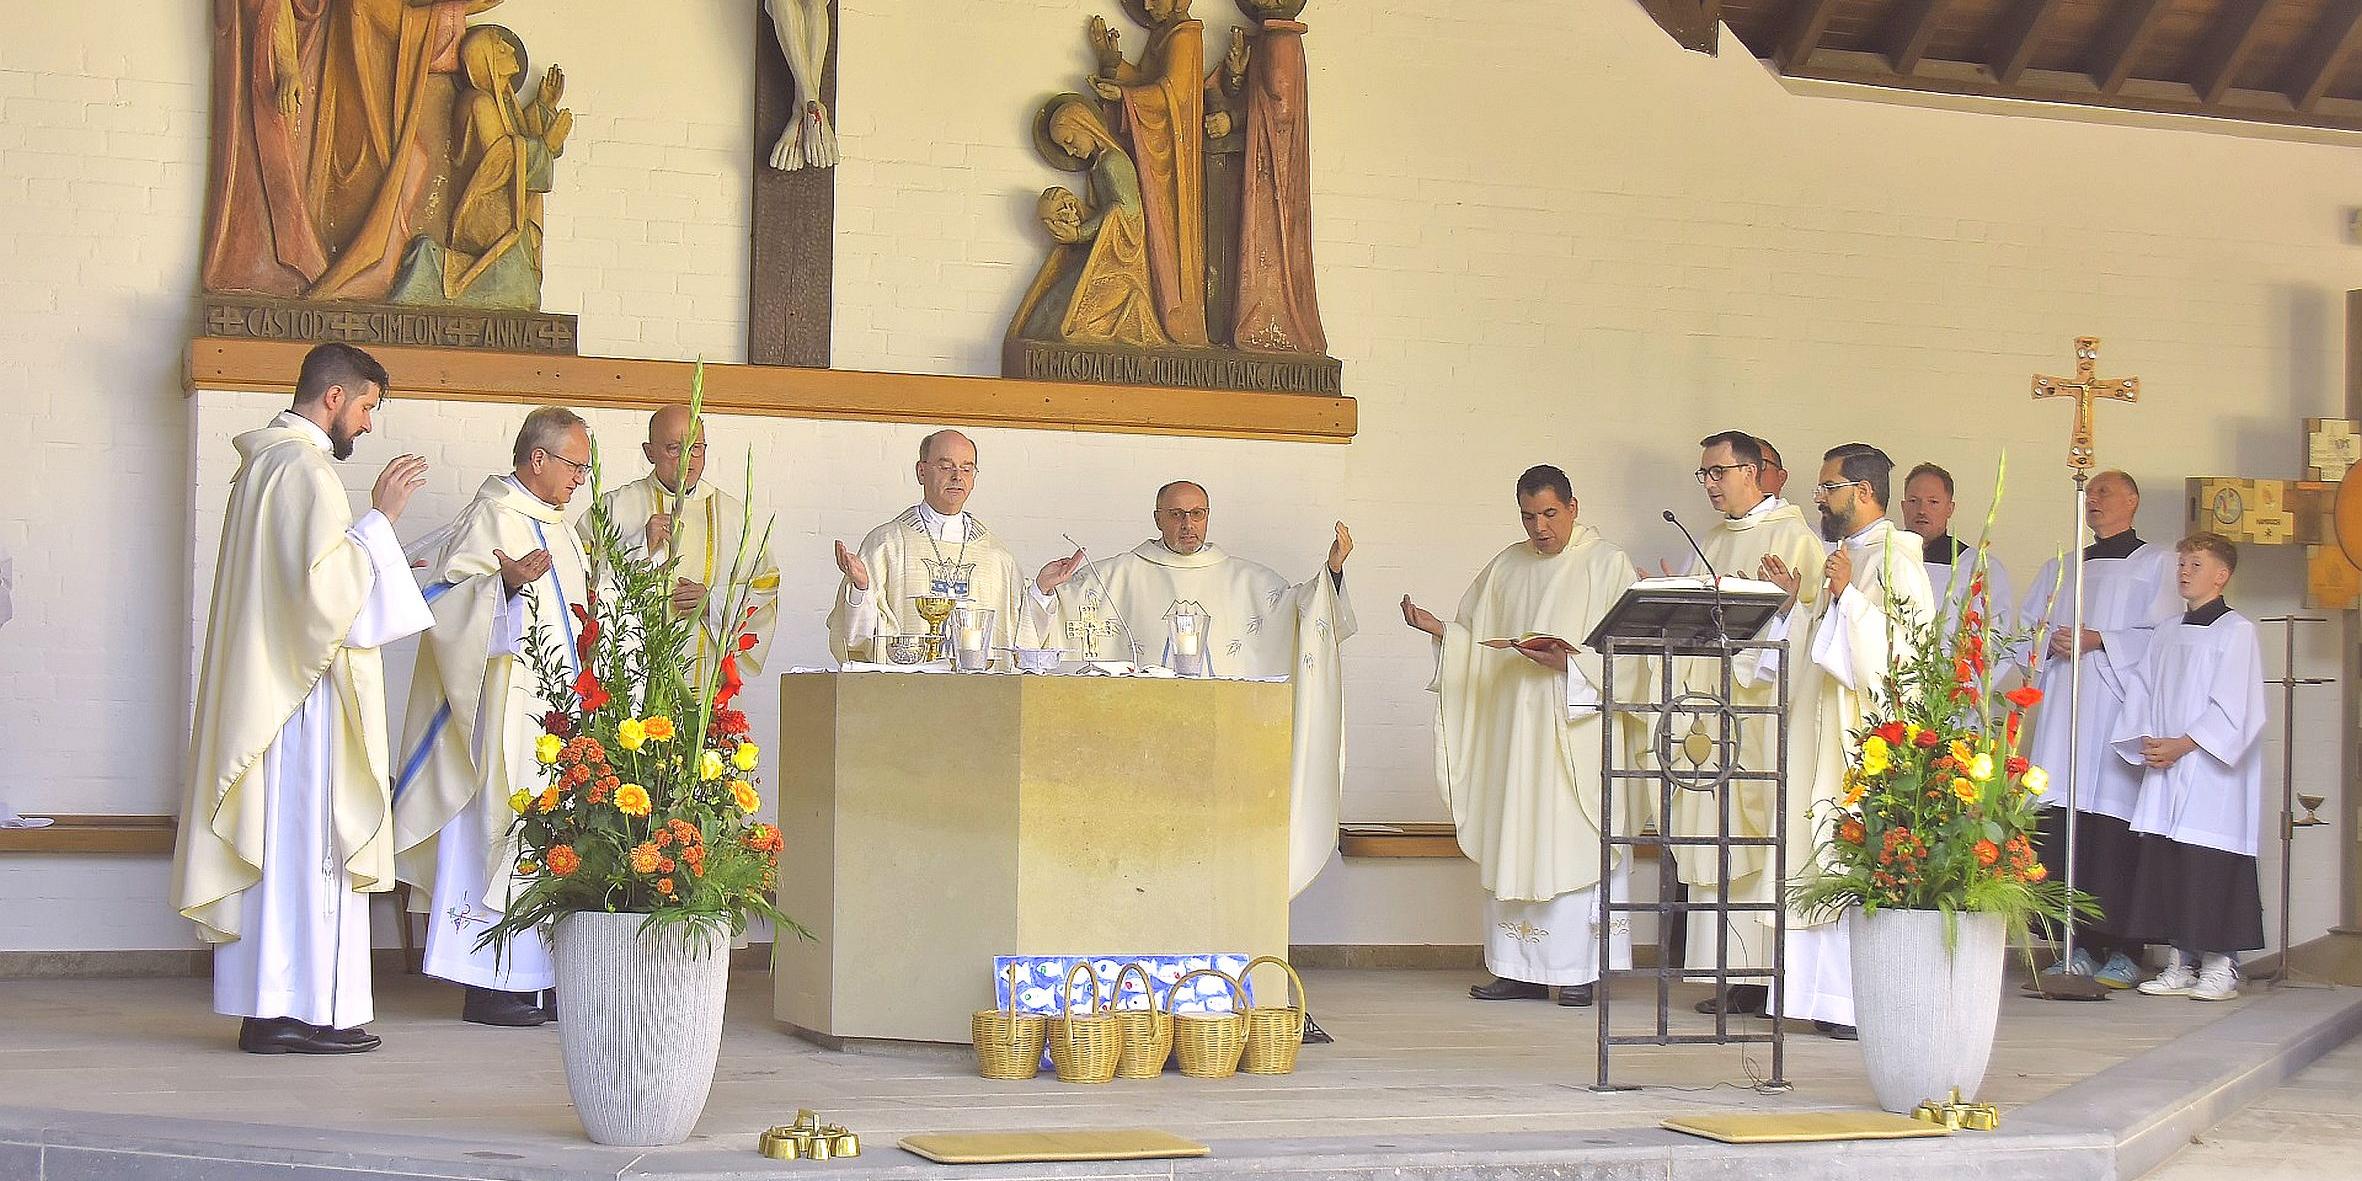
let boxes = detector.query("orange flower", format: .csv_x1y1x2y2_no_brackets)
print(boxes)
659,855,677,874
1837,819,1865,845
548,845,581,876
2025,862,2049,883
655,828,674,849
516,859,538,876
615,783,651,817
629,841,662,874
535,787,561,813
1973,839,2000,866
656,877,676,895
642,715,675,741
683,846,707,875
1951,777,1979,804
732,779,761,813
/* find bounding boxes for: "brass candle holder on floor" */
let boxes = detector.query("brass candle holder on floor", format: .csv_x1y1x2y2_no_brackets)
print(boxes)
758,1110,861,1161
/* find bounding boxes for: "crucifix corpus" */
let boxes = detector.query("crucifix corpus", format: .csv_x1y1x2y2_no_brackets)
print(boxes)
2025,336,2140,1003
748,0,839,368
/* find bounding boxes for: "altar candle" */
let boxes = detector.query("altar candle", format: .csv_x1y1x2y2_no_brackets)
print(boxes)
1175,628,1202,657
957,624,985,652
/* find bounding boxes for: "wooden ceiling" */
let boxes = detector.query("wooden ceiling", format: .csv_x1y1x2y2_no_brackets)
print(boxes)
1638,0,2362,132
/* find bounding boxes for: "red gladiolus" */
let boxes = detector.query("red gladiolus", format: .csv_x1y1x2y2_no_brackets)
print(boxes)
714,656,744,710
2006,711,2023,743
2005,685,2044,709
737,632,759,653
1954,657,1977,685
2007,755,2030,777
1874,721,1906,746
1914,728,1940,748
573,667,611,712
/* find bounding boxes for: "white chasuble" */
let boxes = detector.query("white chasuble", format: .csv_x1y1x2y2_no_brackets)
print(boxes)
175,413,431,1026
828,505,1036,662
2016,536,2181,823
1432,524,1643,983
394,475,590,992
1047,540,1356,896
1666,499,1827,973
1784,519,1935,1026
2112,607,2267,857
588,475,781,682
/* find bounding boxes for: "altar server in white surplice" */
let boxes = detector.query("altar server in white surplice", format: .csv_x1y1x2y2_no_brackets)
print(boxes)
394,407,593,1029
173,343,431,1055
1671,431,1828,1019
1042,480,1357,898
1901,463,2014,668
2014,470,2181,988
1765,443,1934,1039
585,405,781,683
828,429,1078,663
1403,465,1640,1009
2114,533,2267,1003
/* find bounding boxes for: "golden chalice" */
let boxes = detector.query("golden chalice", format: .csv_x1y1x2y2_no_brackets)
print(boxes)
914,596,956,661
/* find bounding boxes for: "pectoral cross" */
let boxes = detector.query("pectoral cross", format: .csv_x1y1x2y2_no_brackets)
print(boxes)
2032,337,2140,473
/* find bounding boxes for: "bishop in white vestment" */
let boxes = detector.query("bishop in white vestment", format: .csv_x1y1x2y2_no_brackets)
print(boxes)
585,406,781,683
829,430,1076,662
1780,445,1934,1037
2014,470,2181,982
394,408,594,1027
1043,481,1357,897
172,343,430,1053
2112,534,2267,1001
1405,467,1639,1008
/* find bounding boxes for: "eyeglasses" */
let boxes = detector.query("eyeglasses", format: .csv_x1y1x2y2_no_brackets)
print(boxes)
539,449,592,477
1159,507,1209,522
1812,479,1867,500
926,462,979,478
659,442,708,459
1694,463,1757,485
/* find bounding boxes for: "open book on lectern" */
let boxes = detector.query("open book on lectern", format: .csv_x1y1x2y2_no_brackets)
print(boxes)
1578,575,1791,651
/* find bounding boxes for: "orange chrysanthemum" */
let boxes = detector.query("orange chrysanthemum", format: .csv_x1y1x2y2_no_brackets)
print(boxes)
655,828,674,849
547,845,581,876
656,877,676,895
642,716,676,741
1837,819,1866,845
2025,862,2049,883
1973,839,2000,866
629,842,662,874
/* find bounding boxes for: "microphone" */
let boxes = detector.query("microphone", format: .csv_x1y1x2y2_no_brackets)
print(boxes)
1663,510,1729,641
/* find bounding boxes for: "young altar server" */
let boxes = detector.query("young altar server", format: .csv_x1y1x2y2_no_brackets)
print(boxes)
2113,532,2267,1002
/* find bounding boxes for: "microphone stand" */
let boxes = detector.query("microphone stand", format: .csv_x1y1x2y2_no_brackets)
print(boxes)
1664,510,1728,642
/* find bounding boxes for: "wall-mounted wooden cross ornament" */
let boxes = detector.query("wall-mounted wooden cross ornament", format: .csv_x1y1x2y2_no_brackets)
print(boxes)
2189,419,2362,610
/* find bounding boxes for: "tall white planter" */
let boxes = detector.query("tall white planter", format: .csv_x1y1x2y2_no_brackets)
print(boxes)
1847,907,2006,1114
552,911,732,1146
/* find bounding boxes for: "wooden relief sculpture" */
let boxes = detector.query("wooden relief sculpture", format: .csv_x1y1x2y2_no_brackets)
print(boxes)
201,0,579,351
1006,0,1341,394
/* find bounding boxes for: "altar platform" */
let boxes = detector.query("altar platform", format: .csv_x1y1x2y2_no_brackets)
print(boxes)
0,966,2355,1180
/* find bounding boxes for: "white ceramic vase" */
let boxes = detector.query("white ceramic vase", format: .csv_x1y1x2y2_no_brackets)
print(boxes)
552,911,732,1146
1846,907,2007,1114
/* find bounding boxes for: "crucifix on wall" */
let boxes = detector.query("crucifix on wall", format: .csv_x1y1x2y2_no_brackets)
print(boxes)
749,0,838,368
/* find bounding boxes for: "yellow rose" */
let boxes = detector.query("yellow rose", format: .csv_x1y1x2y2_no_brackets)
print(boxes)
642,716,675,742
617,718,647,752
2022,766,2049,796
732,779,761,813
1968,753,1995,782
699,750,725,781
534,734,563,765
732,742,760,772
509,789,531,814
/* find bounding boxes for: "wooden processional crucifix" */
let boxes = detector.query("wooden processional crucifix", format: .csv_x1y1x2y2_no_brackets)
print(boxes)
2032,337,2140,473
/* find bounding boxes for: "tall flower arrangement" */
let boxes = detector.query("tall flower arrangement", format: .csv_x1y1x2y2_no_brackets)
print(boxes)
1796,459,2096,938
486,366,806,949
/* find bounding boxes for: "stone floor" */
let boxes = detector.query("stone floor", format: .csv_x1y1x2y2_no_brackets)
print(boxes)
2142,1021,2362,1180
0,965,2283,1154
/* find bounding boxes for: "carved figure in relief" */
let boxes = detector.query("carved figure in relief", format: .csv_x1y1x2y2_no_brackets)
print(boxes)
763,0,839,171
202,0,331,297
1227,0,1325,353
1011,96,1171,349
1086,0,1212,346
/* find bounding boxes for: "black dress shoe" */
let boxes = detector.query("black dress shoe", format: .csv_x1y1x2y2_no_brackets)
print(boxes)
1300,1014,1332,1044
238,1017,376,1055
1692,985,1767,1016
1557,984,1595,1007
463,987,551,1027
1815,1020,1859,1041
308,1024,383,1050
1468,976,1550,1001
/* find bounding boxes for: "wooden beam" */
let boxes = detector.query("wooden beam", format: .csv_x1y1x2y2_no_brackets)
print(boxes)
185,339,1359,444
2091,0,2168,95
1777,0,1844,72
2194,0,2276,107
1790,48,2362,132
0,814,176,855
1882,0,1951,74
2283,0,2362,112
1990,0,2066,86
1640,0,1723,53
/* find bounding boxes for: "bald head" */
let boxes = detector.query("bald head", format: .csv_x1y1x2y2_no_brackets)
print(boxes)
919,429,975,464
2087,469,2140,538
1154,480,1211,553
643,405,706,492
915,429,978,515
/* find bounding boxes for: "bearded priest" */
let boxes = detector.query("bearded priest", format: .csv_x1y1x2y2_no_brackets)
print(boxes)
584,405,780,683
828,429,1081,662
1402,465,1640,1009
174,343,431,1055
394,407,594,1029
1762,442,1935,1040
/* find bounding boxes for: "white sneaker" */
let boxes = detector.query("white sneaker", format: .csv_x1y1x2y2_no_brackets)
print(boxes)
2191,955,2240,1001
2138,962,2198,997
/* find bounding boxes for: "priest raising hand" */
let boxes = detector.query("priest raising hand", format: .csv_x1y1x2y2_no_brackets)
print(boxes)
174,343,433,1055
492,547,552,596
833,539,869,590
1328,522,1353,573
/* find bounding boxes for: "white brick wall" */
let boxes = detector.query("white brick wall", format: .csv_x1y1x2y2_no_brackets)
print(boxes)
5,0,2354,952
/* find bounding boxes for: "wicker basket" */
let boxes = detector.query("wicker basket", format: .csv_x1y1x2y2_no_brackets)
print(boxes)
972,966,1047,1080
1111,962,1174,1079
1170,968,1248,1079
1239,956,1309,1075
1046,962,1121,1084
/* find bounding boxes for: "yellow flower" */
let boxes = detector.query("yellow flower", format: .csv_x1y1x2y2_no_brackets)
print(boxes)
1950,776,1978,804
534,734,563,765
1860,736,1891,777
536,787,561,813
699,750,725,781
509,789,531,814
732,742,760,772
2022,766,2049,796
642,716,675,742
516,860,538,876
615,782,651,817
1841,773,1867,807
731,779,760,813
1903,723,1922,745
617,718,647,752
1949,739,1975,766
1968,753,1995,782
